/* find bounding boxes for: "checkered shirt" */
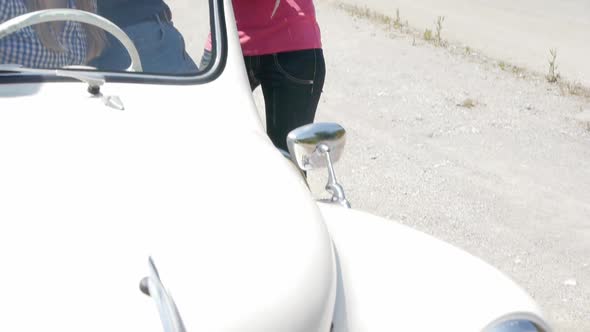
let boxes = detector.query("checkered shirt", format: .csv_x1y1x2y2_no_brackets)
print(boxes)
0,0,88,68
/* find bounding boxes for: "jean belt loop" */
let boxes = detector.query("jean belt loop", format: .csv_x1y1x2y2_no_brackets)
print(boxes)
154,13,166,40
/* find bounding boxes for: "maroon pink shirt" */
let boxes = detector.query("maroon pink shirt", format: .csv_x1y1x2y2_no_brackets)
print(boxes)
207,0,322,56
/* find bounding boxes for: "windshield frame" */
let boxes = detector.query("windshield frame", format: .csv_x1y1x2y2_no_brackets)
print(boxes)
0,0,227,86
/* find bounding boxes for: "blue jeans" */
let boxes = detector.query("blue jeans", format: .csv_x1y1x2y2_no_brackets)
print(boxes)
91,15,197,74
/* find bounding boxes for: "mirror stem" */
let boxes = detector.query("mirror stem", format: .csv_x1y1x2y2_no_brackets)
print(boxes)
318,144,351,208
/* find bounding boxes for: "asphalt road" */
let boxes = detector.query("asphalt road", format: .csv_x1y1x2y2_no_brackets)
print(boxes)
168,1,590,331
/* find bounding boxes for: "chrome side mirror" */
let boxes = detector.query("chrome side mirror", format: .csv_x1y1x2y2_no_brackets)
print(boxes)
286,123,346,170
287,123,350,208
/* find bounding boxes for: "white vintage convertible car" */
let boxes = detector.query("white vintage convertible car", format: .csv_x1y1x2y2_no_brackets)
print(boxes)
0,0,552,331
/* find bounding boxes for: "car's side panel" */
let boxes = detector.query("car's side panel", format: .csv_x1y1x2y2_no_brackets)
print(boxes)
318,203,545,332
0,1,336,328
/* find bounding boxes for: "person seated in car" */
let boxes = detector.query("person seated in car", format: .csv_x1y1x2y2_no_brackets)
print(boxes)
89,0,197,74
0,0,105,68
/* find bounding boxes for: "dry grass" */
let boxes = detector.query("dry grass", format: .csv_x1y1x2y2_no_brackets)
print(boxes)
423,29,433,41
546,49,560,83
458,98,477,109
435,16,445,46
511,66,525,75
339,3,445,46
560,81,590,98
393,8,402,30
334,2,590,100
341,3,393,27
496,61,525,77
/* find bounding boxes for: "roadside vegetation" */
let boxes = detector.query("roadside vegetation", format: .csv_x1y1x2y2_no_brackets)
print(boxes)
335,2,590,100
393,8,402,29
546,49,560,83
434,16,445,46
544,49,590,98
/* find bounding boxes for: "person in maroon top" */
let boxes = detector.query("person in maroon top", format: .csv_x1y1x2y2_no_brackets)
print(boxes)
202,0,326,152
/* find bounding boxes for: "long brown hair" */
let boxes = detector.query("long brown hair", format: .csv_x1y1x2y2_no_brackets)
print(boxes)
25,0,106,62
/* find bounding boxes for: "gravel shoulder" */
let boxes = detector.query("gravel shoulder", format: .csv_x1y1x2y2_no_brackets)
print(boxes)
291,1,590,331
331,0,590,86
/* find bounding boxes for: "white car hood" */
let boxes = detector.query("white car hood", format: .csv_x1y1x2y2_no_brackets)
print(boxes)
320,204,548,332
0,82,336,331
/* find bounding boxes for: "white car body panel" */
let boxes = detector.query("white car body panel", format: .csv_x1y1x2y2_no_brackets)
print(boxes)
0,81,337,331
320,203,545,331
0,3,336,331
0,0,550,331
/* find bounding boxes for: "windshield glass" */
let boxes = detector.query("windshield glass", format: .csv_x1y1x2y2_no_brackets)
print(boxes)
0,0,215,76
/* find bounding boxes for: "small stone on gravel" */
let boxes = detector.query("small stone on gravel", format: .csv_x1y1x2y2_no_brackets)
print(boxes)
563,278,578,287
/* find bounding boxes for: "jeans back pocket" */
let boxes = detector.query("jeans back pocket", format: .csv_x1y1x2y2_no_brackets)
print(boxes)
272,49,317,85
